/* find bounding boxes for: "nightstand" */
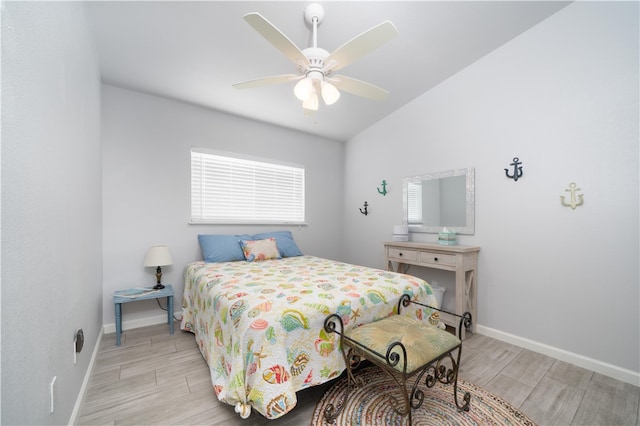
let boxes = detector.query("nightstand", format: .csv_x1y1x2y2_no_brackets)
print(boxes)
113,285,174,346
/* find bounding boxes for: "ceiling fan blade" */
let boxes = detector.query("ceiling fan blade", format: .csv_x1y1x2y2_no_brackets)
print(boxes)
331,75,390,101
233,74,300,90
243,13,309,68
326,21,398,72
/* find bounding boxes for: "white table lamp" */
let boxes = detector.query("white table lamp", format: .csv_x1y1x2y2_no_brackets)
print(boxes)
144,245,173,289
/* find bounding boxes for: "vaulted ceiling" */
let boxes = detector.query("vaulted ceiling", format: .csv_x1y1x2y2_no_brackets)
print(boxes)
86,1,570,141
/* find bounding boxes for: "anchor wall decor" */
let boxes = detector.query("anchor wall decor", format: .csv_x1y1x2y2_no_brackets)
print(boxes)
505,157,523,182
560,182,584,209
377,180,388,196
359,201,369,216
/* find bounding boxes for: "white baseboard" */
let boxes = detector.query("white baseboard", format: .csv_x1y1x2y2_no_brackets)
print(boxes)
103,311,183,335
476,324,640,387
68,328,104,426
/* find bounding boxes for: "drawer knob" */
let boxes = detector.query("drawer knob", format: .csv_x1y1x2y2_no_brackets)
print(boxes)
399,252,403,256
434,257,439,262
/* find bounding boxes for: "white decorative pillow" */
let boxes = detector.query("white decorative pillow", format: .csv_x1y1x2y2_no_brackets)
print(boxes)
240,238,282,262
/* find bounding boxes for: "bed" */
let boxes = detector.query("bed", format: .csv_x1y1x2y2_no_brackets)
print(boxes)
180,233,438,419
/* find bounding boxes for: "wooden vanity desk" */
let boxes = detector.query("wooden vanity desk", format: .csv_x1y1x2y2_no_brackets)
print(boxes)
384,242,479,338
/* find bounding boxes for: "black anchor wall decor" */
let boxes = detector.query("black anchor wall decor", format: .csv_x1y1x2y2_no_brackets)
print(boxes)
505,157,523,181
359,201,369,216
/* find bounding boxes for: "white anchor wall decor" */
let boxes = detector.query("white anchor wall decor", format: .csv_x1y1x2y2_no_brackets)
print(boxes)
560,182,584,209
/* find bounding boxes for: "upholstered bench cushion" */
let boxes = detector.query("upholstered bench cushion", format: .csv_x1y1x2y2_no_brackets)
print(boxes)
346,315,461,375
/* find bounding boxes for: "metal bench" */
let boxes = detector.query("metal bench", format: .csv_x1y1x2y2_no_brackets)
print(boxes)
323,293,472,425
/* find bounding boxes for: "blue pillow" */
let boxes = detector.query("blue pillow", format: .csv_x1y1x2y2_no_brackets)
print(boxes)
198,234,251,263
251,231,303,257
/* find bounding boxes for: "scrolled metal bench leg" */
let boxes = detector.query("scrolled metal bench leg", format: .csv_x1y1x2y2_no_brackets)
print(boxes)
375,366,411,418
323,314,361,422
409,363,434,410
323,348,359,422
452,346,471,412
410,347,471,414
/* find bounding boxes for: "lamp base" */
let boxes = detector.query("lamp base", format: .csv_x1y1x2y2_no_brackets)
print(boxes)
154,266,164,290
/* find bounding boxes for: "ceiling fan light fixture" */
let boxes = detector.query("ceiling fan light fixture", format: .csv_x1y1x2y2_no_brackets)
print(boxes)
235,5,398,112
321,81,340,105
294,78,314,101
302,89,319,111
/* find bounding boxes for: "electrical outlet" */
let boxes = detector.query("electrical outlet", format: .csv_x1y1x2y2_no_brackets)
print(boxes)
75,329,84,353
50,376,57,413
74,329,84,364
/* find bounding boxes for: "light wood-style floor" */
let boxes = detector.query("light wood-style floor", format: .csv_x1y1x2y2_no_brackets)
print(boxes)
77,321,640,425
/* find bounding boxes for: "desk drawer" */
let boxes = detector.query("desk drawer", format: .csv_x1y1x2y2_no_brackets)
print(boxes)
388,248,418,262
419,252,456,267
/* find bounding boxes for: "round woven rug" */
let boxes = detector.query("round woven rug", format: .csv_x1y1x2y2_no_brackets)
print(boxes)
311,366,537,426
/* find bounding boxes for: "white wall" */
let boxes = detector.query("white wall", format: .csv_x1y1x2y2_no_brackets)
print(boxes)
343,2,639,379
101,85,344,327
1,2,102,424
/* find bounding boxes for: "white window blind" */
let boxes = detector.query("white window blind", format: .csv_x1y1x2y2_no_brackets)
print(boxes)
191,149,305,224
407,182,423,224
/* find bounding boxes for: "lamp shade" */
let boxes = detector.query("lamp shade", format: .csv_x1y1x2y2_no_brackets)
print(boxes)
302,89,319,111
321,81,340,105
144,245,173,267
294,78,314,101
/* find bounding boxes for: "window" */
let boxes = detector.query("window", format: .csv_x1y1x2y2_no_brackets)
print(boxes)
191,148,305,224
407,182,423,224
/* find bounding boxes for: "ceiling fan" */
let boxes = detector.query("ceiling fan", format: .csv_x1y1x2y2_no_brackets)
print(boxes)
233,3,398,114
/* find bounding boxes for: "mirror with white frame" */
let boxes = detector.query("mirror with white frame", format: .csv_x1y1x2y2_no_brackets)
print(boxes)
402,168,475,235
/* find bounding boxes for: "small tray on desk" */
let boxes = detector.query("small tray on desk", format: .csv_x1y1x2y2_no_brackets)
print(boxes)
114,287,160,299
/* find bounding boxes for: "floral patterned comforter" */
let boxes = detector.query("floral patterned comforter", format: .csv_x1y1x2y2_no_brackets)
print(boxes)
180,256,436,419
